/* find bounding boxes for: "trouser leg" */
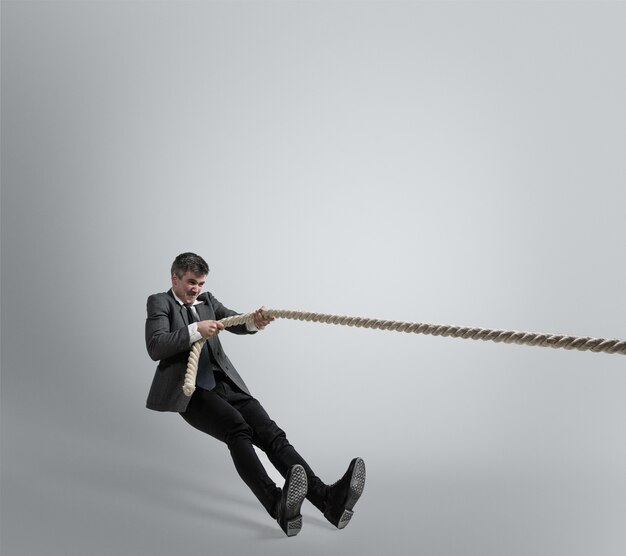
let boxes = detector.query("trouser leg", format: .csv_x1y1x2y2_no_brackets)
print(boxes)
233,395,329,512
180,388,280,516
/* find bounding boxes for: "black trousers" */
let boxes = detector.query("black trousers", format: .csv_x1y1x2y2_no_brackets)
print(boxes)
180,373,327,516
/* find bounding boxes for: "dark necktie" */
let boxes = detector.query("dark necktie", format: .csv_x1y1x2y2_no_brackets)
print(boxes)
184,303,216,391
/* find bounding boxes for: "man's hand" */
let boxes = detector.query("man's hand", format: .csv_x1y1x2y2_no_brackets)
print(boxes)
252,306,274,330
198,320,225,338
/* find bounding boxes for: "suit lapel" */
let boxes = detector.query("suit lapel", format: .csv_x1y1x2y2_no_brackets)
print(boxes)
195,297,218,352
195,298,214,321
167,289,191,326
180,304,191,325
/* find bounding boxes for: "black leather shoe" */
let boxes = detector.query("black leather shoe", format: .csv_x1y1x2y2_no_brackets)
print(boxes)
276,464,308,537
324,457,366,529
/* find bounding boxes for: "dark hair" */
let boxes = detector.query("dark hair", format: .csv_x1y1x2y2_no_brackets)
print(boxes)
171,252,209,278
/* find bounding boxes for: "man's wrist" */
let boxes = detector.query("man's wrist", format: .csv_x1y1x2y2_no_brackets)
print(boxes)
189,322,202,344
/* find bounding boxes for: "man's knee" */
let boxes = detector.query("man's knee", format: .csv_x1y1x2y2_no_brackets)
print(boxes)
224,418,254,446
259,425,292,455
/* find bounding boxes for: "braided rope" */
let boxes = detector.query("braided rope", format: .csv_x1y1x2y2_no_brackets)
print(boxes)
182,309,626,396
182,339,206,397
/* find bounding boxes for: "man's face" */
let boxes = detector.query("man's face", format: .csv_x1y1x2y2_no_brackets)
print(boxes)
171,271,207,305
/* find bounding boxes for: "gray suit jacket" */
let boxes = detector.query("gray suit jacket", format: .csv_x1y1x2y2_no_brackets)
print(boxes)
145,289,253,412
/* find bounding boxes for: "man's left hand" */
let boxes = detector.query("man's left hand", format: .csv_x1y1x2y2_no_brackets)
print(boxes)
252,306,274,330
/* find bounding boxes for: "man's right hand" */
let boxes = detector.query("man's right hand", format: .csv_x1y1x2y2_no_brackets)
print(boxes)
198,320,224,338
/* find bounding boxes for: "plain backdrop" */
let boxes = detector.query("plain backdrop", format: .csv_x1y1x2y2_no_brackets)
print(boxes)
2,1,625,555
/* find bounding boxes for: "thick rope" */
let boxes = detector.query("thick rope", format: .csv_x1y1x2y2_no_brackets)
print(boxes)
182,309,626,396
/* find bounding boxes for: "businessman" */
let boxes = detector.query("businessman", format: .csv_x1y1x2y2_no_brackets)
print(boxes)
145,252,366,537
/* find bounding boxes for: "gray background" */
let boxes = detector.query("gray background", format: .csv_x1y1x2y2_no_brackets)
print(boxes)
2,1,625,555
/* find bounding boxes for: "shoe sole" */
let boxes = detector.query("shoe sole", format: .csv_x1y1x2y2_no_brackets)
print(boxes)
329,457,367,530
283,465,307,537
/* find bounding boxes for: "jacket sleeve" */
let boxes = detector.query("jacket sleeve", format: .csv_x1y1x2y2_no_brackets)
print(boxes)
207,292,256,336
145,294,191,361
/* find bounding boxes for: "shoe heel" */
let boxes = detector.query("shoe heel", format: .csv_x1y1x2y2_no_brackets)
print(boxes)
286,515,303,536
336,509,353,529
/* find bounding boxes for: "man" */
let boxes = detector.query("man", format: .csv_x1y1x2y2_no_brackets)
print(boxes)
145,252,366,537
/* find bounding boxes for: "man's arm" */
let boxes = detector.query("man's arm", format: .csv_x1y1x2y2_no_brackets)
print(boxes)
211,292,274,331
206,292,256,336
145,294,191,361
